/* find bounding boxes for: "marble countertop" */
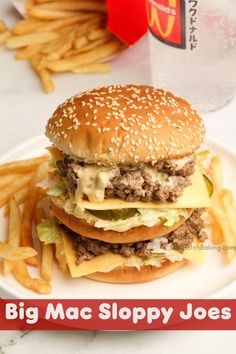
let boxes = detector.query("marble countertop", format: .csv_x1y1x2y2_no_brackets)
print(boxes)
1,0,236,352
0,330,235,354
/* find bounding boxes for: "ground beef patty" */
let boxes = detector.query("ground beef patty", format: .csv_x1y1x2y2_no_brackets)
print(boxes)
72,209,207,265
56,155,196,203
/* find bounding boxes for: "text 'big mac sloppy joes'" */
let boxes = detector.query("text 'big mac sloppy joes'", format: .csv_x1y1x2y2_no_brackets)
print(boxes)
45,84,211,283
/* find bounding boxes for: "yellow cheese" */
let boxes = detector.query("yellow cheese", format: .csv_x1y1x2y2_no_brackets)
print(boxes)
182,239,206,263
63,233,140,277
75,166,211,210
63,233,206,278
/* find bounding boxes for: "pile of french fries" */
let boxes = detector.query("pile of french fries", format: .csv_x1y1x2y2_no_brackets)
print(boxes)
0,154,56,294
0,152,236,294
207,156,236,261
0,0,125,93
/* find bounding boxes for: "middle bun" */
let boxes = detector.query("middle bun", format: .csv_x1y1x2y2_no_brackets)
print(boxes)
50,199,192,243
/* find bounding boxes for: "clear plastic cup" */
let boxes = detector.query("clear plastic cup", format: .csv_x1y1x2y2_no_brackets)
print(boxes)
146,0,236,112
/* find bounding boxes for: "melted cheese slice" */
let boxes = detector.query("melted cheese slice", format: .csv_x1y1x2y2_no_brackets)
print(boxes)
184,241,206,263
172,239,206,264
63,233,206,278
75,166,211,210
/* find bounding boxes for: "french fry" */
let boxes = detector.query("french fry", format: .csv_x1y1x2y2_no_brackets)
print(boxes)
35,13,95,32
212,219,224,245
12,260,51,294
36,0,100,3
7,32,60,49
0,31,11,45
88,28,110,41
0,19,8,33
63,48,78,58
12,19,48,35
57,23,83,35
3,198,21,275
35,208,53,282
42,31,75,61
73,35,88,50
0,242,37,261
48,39,121,71
0,259,4,276
36,1,107,12
221,189,236,238
74,35,112,54
4,166,48,216
0,174,22,190
30,56,54,93
15,44,43,60
27,7,79,20
7,200,21,245
40,37,63,54
39,69,54,93
75,17,103,36
210,155,223,191
25,0,36,11
0,174,33,208
0,154,49,174
211,192,236,261
20,187,40,266
63,48,82,58
4,186,29,216
55,239,68,273
41,243,53,281
32,65,55,93
72,62,111,73
30,54,43,70
20,162,49,265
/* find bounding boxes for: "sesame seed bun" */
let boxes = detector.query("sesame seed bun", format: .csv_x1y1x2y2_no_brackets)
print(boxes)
50,198,192,243
45,85,205,165
86,260,187,283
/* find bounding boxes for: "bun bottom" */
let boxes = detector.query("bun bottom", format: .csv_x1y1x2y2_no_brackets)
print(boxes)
86,260,187,284
50,198,192,243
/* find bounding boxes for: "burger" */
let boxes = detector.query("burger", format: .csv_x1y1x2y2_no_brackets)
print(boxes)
43,84,211,283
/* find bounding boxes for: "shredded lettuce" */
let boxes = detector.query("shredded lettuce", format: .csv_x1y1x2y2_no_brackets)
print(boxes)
64,200,98,223
63,199,189,232
163,212,181,227
48,180,66,197
94,208,188,232
37,218,61,244
48,160,56,168
146,236,185,263
143,257,162,267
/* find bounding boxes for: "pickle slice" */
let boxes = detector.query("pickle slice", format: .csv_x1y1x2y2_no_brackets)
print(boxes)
203,174,213,197
195,150,210,161
88,208,137,220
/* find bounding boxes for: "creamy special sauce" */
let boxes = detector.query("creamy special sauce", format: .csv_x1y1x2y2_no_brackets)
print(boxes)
73,156,192,202
143,166,168,183
169,156,192,170
74,165,118,203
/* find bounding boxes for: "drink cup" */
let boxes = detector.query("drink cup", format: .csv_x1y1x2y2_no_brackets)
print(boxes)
146,0,236,112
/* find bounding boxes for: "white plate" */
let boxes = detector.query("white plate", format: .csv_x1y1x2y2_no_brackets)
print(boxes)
1,135,236,299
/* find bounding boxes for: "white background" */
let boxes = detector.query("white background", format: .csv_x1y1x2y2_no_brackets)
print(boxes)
0,0,236,352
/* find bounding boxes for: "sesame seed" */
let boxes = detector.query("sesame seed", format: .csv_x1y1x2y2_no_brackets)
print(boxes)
46,84,204,163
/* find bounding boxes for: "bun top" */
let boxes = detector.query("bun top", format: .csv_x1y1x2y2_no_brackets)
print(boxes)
45,85,205,165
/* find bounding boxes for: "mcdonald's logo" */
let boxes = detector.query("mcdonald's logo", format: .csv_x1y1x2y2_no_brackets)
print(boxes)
146,0,186,49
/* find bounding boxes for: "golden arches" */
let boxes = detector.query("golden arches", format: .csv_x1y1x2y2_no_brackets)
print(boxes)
148,0,177,38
